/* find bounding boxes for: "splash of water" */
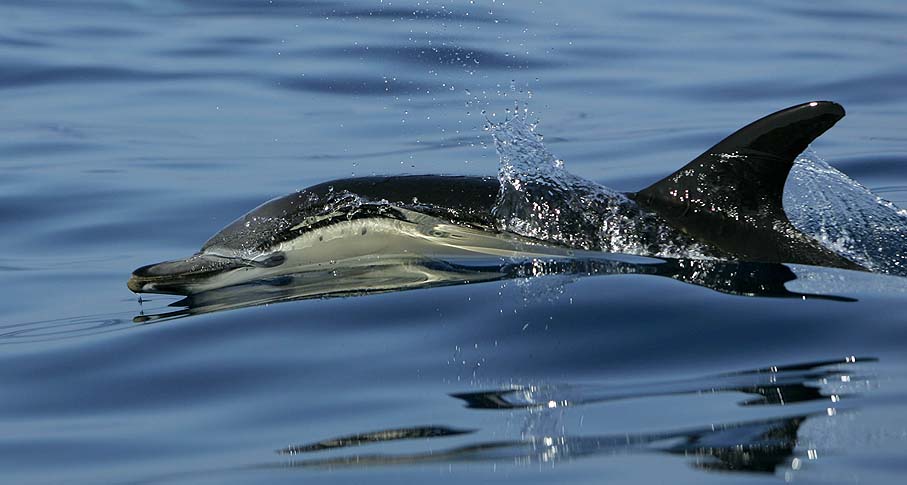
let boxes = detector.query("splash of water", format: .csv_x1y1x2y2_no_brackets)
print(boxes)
786,150,907,275
486,106,711,258
487,107,907,276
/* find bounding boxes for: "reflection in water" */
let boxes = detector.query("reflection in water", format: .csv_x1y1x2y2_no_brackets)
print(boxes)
133,254,856,323
272,358,872,476
275,415,808,473
279,426,474,455
452,357,870,409
0,243,862,343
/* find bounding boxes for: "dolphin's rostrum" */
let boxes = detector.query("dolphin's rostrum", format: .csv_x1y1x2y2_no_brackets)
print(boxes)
129,101,865,297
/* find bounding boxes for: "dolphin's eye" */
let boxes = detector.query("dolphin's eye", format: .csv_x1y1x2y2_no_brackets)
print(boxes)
252,252,286,268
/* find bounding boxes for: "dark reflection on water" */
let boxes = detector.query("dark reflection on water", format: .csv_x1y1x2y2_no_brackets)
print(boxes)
275,358,869,475
0,254,865,346
0,63,204,89
301,45,559,70
276,415,809,473
453,358,871,410
836,155,907,180
280,426,475,454
277,74,435,96
171,0,503,22
130,255,857,324
675,71,907,105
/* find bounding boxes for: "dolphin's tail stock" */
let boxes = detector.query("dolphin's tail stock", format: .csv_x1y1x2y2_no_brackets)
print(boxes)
631,101,863,270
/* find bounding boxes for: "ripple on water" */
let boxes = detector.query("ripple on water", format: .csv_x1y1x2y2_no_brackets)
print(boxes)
0,62,204,90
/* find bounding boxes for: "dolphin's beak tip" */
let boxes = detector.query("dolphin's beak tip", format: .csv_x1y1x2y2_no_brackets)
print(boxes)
126,254,243,296
127,275,145,293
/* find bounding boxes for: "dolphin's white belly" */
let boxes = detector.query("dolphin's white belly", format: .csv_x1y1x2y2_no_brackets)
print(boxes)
278,210,573,265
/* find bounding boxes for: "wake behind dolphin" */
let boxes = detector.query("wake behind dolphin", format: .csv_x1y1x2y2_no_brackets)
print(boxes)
128,101,907,301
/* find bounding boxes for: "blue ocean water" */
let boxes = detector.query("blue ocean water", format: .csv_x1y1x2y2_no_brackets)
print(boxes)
1,1,906,483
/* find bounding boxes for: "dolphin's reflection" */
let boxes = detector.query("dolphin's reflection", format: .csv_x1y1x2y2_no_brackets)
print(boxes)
274,415,808,473
452,357,868,410
134,254,855,323
270,357,873,475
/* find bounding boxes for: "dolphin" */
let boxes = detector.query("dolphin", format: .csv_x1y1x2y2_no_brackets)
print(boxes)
128,101,864,296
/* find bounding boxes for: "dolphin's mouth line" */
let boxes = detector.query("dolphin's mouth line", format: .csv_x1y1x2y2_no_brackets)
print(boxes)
127,253,263,293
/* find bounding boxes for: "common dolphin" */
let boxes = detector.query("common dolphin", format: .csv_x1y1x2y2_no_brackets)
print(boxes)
128,101,864,297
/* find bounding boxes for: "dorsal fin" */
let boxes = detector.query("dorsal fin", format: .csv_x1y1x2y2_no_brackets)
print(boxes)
634,101,845,218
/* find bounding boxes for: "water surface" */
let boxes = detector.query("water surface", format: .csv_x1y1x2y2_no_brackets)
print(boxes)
1,1,907,483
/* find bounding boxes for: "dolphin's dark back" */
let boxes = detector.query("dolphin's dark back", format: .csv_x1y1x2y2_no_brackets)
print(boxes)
305,175,500,226
631,101,862,270
202,175,501,253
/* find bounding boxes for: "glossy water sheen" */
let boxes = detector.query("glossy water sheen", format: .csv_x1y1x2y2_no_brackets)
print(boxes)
2,1,907,483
